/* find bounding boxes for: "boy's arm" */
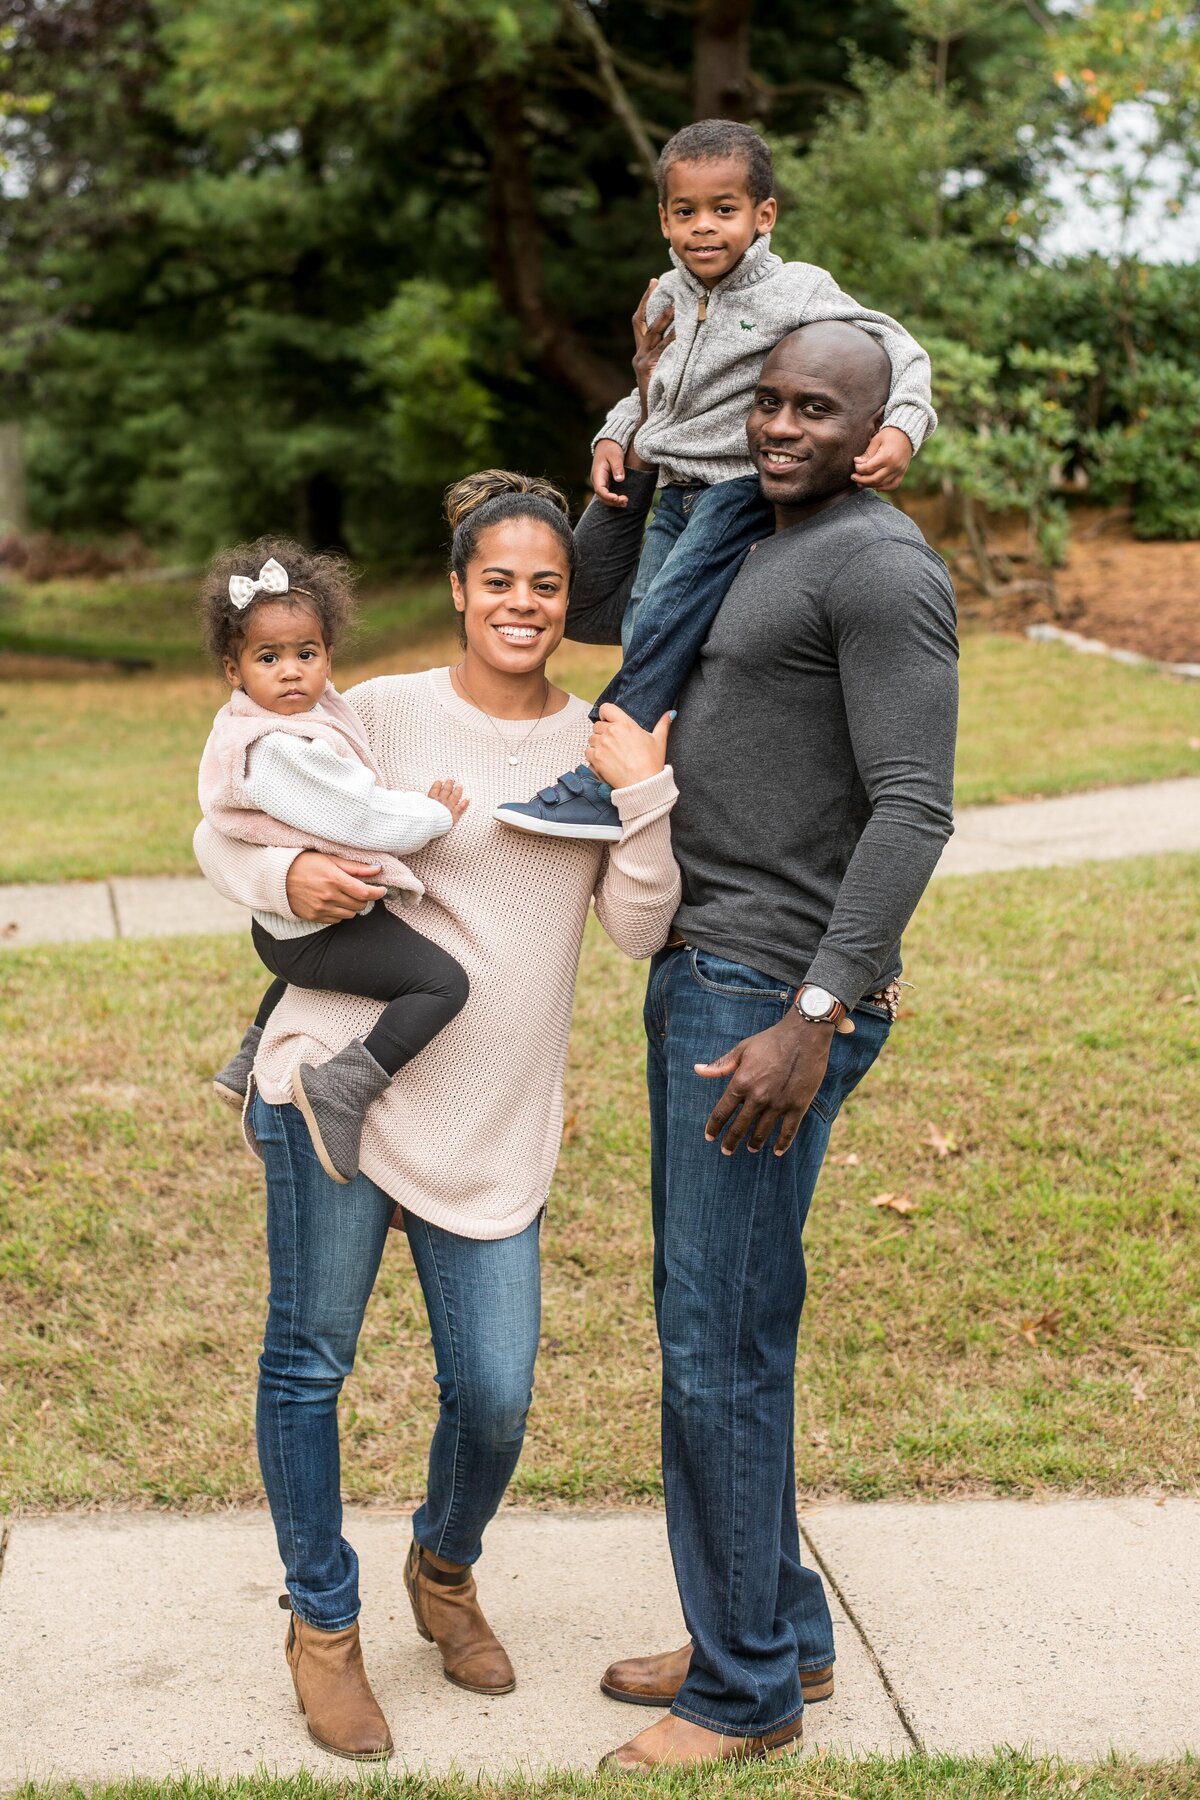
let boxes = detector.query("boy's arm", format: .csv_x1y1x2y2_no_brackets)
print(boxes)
243,735,454,855
799,268,936,454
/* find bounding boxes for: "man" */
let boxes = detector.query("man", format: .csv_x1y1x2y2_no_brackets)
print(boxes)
567,320,959,1770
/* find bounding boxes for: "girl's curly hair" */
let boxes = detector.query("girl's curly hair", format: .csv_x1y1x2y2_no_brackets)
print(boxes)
199,537,358,669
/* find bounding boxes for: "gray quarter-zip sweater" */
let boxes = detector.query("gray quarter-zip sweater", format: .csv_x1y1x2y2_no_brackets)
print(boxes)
595,234,936,486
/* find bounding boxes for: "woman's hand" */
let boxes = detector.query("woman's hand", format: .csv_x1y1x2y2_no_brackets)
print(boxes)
428,777,470,825
285,851,388,924
585,703,671,792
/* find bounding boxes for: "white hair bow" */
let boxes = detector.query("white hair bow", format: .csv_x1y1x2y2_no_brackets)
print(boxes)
228,557,290,610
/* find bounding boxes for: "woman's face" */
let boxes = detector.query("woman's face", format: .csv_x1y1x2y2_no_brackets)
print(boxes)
451,518,569,677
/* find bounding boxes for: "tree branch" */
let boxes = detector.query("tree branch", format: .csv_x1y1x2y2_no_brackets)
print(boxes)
561,0,660,183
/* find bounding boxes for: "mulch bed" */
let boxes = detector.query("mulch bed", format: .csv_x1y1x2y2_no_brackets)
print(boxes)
902,500,1200,666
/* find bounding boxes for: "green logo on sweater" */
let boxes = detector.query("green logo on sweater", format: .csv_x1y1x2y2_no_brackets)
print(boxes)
740,320,755,330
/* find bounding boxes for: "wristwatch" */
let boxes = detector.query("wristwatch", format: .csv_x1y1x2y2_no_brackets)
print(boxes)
794,983,847,1027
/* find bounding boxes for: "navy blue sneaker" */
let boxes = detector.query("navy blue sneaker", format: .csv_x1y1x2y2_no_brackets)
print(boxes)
494,764,623,842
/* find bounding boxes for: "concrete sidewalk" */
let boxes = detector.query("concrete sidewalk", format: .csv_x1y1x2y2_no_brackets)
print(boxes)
3,777,1199,951
1,1501,1197,1783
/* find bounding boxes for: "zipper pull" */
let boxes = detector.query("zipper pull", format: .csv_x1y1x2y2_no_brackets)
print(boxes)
696,295,707,322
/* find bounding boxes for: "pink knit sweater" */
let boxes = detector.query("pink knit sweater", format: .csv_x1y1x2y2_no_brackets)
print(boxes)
194,667,681,1239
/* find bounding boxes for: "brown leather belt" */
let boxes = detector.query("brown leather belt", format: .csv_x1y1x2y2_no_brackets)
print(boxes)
662,933,900,1020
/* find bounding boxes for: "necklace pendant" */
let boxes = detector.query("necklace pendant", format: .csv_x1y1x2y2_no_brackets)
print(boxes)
507,754,520,767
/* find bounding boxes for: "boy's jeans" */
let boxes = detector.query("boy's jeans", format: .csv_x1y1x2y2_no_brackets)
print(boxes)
644,945,891,1736
592,474,774,730
252,1095,541,1630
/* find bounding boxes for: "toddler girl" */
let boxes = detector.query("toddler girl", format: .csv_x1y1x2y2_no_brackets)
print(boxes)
199,538,469,1184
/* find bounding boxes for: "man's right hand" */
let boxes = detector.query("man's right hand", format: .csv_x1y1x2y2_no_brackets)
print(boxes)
592,438,630,509
285,852,387,924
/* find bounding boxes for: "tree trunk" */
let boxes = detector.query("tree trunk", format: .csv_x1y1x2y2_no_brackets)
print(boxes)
692,0,754,120
487,82,627,413
301,470,345,551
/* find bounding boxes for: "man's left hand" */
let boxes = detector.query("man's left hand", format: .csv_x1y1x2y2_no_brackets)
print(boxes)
697,1010,834,1156
852,425,912,491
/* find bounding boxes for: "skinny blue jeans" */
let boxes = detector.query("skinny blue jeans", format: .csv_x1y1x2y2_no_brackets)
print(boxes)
252,1095,541,1631
644,945,890,1737
593,474,774,729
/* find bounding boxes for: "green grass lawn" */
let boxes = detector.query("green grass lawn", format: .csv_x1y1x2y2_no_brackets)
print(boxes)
1,853,1196,1511
10,1755,1200,1800
0,626,1198,884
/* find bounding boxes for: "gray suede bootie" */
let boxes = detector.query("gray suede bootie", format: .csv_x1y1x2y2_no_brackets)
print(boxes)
293,1040,391,1184
212,1023,263,1110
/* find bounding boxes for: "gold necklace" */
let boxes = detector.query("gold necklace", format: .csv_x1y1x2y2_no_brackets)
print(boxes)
453,663,551,766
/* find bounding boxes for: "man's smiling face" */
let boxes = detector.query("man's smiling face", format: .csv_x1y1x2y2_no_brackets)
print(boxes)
746,323,890,516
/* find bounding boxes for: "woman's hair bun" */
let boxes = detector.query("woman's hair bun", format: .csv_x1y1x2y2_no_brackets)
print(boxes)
444,469,569,532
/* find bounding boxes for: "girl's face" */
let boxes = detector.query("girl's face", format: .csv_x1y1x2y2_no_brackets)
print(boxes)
450,519,570,677
224,599,331,714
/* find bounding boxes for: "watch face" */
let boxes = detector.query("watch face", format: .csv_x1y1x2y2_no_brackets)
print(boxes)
800,986,835,1019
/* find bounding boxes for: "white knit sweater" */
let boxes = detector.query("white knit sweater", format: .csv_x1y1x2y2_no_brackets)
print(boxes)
194,667,681,1239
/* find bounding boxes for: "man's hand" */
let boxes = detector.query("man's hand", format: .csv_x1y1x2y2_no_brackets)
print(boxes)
592,438,630,509
428,777,469,825
852,425,913,491
285,851,388,924
696,1010,834,1156
585,704,671,790
632,278,675,415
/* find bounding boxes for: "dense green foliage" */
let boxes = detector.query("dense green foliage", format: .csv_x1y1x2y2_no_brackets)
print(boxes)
1,0,1197,559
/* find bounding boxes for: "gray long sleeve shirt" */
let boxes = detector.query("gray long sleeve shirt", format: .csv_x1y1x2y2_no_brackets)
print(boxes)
594,234,936,486
570,472,959,1005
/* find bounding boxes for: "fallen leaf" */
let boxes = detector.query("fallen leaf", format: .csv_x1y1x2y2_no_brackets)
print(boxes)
1,921,17,939
1018,1308,1062,1346
831,1151,860,1167
1187,737,1200,751
560,1112,578,1144
922,1121,959,1158
869,1191,917,1215
1128,1370,1147,1404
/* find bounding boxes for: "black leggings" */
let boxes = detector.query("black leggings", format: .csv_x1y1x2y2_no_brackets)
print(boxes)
251,906,469,1077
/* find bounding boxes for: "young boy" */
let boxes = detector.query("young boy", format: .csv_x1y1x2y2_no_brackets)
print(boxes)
495,118,936,843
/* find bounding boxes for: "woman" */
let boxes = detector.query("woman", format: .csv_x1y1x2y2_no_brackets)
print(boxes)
193,472,680,1760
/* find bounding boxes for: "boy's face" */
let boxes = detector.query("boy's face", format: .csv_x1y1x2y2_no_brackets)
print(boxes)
658,155,777,289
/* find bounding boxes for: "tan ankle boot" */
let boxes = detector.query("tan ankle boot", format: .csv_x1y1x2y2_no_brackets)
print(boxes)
282,1597,393,1760
601,1641,834,1707
403,1540,515,1695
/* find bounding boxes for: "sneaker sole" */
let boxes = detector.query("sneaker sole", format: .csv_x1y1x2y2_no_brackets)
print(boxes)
292,1065,352,1186
492,806,622,843
212,1079,246,1112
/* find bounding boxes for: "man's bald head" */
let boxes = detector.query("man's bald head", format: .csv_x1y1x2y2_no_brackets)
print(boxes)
746,320,893,520
765,321,892,415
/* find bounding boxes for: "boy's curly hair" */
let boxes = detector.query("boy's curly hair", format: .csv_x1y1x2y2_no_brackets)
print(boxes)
199,536,358,669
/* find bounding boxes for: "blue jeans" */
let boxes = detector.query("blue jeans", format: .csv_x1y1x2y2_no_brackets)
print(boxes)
252,1096,541,1631
644,946,890,1736
593,475,774,730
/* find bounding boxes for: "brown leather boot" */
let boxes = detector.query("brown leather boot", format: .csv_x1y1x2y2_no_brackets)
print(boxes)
601,1641,834,1707
403,1540,515,1695
281,1596,393,1761
600,1712,803,1772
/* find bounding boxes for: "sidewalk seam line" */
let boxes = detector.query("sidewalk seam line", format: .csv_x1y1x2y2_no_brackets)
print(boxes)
798,1517,923,1752
0,1523,10,1594
106,879,121,939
